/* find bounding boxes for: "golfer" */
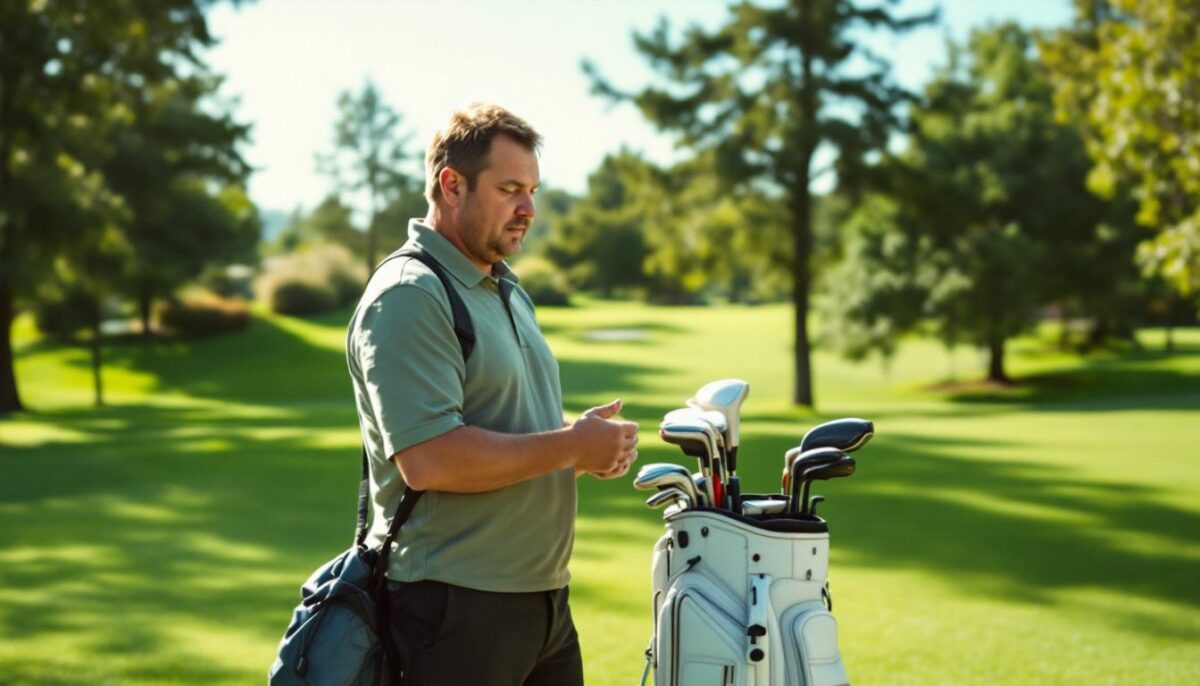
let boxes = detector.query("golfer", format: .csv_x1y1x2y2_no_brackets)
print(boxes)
345,104,639,684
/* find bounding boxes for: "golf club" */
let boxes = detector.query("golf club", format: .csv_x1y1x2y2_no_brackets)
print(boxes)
645,486,692,513
660,420,721,506
687,379,749,511
782,445,846,501
664,408,729,508
634,463,701,505
741,498,788,516
800,418,875,454
786,447,848,514
795,456,856,516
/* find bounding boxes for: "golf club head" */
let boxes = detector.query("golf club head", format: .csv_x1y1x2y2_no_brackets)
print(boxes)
788,447,847,513
802,456,856,482
662,410,725,458
633,464,700,504
660,421,720,505
687,378,749,452
783,445,846,492
646,487,691,511
634,462,691,487
785,445,848,470
800,418,875,454
659,422,712,460
741,498,788,516
798,457,856,516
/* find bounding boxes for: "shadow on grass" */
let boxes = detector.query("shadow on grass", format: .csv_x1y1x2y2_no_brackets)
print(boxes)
731,425,1200,623
6,311,1199,682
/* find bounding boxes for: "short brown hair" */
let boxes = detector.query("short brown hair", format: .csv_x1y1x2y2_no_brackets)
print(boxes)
425,104,543,203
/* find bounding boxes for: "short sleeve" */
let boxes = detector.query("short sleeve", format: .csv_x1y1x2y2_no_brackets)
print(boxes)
353,283,466,457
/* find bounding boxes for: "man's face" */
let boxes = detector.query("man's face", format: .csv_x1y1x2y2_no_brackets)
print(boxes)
457,135,539,268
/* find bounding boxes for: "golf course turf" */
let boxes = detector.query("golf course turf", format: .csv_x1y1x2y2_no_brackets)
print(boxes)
2,300,1197,684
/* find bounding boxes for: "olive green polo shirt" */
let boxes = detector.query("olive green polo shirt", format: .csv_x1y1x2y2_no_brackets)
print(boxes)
345,220,574,593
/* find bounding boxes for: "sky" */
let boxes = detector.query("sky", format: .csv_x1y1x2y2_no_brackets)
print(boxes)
204,0,1074,218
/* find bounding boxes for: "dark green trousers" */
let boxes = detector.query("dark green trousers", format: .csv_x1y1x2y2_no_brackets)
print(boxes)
386,580,584,686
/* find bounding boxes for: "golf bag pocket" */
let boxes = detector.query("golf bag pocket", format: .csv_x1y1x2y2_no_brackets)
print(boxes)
780,603,849,686
657,582,745,686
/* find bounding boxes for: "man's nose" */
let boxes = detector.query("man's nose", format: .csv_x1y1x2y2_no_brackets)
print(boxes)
516,193,535,218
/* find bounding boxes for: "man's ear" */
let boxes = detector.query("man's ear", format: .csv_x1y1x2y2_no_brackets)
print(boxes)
439,167,464,207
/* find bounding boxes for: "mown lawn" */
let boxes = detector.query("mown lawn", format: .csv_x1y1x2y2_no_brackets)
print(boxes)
1,300,1198,685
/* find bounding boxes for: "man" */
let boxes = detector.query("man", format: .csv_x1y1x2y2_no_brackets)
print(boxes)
345,104,639,685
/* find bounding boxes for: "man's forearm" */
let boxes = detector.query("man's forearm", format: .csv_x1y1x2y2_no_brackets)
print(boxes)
393,425,576,493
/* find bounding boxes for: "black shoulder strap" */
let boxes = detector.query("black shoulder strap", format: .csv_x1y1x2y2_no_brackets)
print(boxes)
394,248,476,361
353,246,476,550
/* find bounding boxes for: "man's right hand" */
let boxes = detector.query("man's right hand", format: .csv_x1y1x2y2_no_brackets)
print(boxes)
569,399,640,476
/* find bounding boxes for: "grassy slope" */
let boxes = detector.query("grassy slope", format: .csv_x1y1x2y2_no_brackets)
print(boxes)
1,301,1197,685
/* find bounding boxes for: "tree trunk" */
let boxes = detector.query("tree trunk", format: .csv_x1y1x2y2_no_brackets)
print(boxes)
0,279,23,414
139,288,153,340
366,202,379,275
986,335,1008,383
790,41,817,409
791,197,814,407
90,303,104,407
1165,297,1176,353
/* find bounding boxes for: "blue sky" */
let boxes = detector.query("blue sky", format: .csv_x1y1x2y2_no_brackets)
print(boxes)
204,0,1073,217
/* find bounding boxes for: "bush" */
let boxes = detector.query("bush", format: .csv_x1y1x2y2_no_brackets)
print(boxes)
32,287,100,340
268,280,339,316
257,242,367,316
514,256,572,307
158,289,251,338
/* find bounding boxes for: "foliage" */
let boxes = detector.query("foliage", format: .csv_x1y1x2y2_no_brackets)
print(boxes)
513,255,572,307
257,242,366,316
819,195,934,363
865,23,1114,381
317,81,419,271
0,0,246,413
1042,0,1200,301
157,289,251,339
584,0,937,405
545,150,654,298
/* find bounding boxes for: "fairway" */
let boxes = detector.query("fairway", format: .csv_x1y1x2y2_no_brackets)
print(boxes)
2,301,1198,685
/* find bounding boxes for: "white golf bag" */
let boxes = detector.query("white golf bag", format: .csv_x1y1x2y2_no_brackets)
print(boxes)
644,502,850,686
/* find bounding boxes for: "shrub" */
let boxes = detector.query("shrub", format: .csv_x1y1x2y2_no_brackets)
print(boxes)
268,279,339,316
32,287,100,340
257,242,367,316
514,256,572,307
158,289,251,338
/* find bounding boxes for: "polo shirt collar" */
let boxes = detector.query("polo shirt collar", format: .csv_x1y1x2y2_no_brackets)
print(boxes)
406,220,520,288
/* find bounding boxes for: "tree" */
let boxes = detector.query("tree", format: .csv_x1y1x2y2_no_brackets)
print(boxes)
840,23,1112,382
1042,0,1200,307
317,81,417,273
104,73,257,337
0,0,233,413
585,0,936,406
546,151,654,298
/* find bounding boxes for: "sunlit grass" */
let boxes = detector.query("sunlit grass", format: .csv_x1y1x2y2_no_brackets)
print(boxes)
2,303,1198,684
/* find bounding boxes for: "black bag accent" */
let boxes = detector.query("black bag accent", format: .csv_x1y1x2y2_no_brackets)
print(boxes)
269,247,474,685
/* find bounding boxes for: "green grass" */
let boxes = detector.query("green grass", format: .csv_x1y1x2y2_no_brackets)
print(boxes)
2,301,1198,685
